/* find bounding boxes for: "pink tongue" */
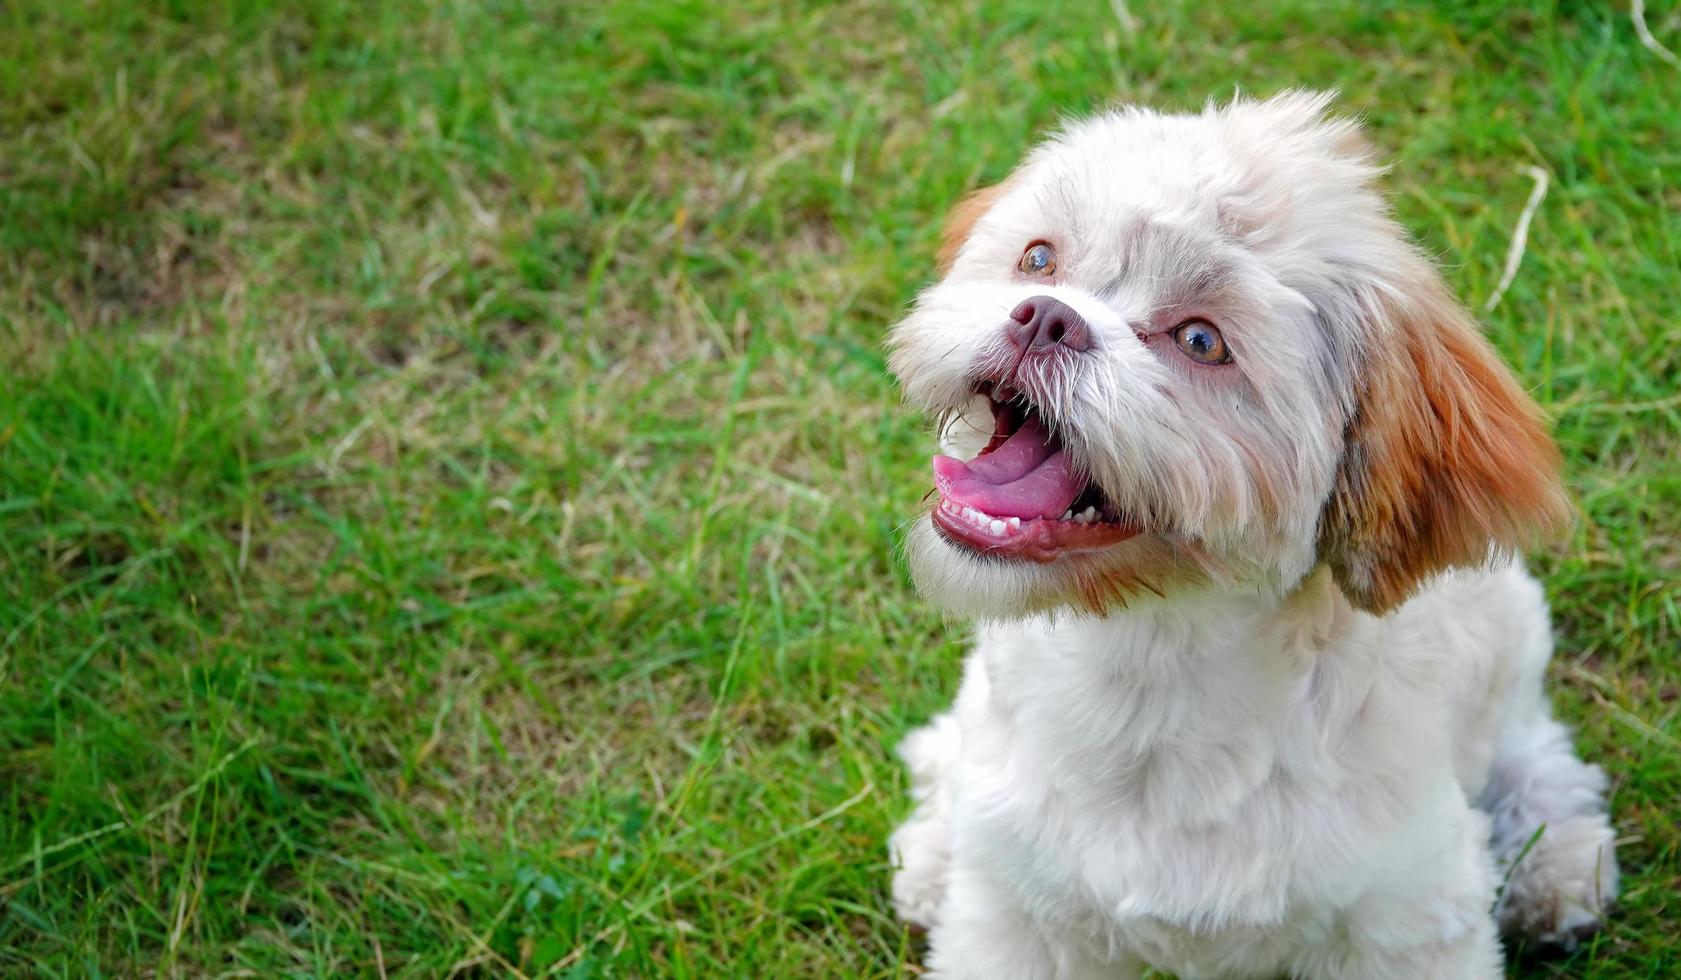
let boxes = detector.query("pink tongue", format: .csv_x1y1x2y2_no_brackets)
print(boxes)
933,415,1087,520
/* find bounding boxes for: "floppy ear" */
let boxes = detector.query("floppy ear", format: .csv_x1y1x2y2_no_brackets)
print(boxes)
936,183,1007,273
1317,264,1573,614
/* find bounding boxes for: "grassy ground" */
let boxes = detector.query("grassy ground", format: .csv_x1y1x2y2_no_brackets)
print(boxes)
1,0,1677,975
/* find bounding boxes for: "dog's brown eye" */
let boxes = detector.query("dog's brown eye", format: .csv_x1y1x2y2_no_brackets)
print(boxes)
1018,242,1056,276
1173,320,1231,364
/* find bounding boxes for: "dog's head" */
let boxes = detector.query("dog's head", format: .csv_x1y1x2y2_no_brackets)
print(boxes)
889,92,1570,620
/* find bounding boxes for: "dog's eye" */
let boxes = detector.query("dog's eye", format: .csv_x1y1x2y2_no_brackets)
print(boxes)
1172,320,1231,364
1018,242,1056,276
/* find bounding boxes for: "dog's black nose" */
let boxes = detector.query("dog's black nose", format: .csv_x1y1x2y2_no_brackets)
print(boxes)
1007,296,1093,353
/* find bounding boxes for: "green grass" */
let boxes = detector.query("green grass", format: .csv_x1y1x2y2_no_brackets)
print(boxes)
1,0,1677,975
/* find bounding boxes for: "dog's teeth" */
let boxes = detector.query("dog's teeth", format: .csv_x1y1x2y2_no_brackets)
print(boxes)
988,519,1004,534
1007,517,1021,530
1081,506,1097,524
1060,510,1073,521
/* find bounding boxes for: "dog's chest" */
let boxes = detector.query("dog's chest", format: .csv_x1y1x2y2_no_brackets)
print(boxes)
956,632,1371,973
967,748,1326,911
961,733,1347,977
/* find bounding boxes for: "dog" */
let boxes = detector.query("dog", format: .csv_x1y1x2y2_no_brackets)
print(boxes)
885,92,1617,979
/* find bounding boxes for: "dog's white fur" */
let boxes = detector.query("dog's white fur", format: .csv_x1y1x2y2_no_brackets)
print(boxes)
885,93,1617,979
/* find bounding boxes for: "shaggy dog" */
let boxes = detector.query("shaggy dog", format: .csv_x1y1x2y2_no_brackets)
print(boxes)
885,92,1617,979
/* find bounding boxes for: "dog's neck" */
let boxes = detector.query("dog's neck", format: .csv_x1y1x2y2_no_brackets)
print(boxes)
975,566,1367,819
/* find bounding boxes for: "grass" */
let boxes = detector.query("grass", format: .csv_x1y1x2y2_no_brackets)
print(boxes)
1,0,1676,975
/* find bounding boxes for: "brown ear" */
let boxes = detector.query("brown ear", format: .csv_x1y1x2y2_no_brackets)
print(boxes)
937,183,1007,273
1317,268,1572,613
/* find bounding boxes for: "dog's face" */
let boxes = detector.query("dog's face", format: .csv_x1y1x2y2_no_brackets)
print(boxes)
889,92,1571,620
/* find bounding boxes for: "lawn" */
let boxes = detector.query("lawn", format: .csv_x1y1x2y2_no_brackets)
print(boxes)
1,0,1677,975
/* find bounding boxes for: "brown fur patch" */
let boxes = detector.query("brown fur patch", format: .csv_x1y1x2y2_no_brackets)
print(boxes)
937,183,1007,272
1061,538,1219,617
1318,265,1572,613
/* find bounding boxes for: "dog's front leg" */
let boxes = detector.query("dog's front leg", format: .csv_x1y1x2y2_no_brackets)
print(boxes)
924,863,1137,980
1293,807,1505,980
1294,916,1502,980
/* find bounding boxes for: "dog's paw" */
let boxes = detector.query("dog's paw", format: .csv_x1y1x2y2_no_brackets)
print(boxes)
889,715,962,931
889,813,949,931
1497,814,1618,950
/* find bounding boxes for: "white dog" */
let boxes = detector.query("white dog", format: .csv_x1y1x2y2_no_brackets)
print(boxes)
885,92,1617,979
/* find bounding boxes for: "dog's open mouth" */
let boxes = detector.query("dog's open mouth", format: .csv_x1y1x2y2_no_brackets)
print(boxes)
931,387,1139,561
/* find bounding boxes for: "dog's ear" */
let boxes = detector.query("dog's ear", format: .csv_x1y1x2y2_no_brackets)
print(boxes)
1317,266,1572,614
937,183,1006,273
